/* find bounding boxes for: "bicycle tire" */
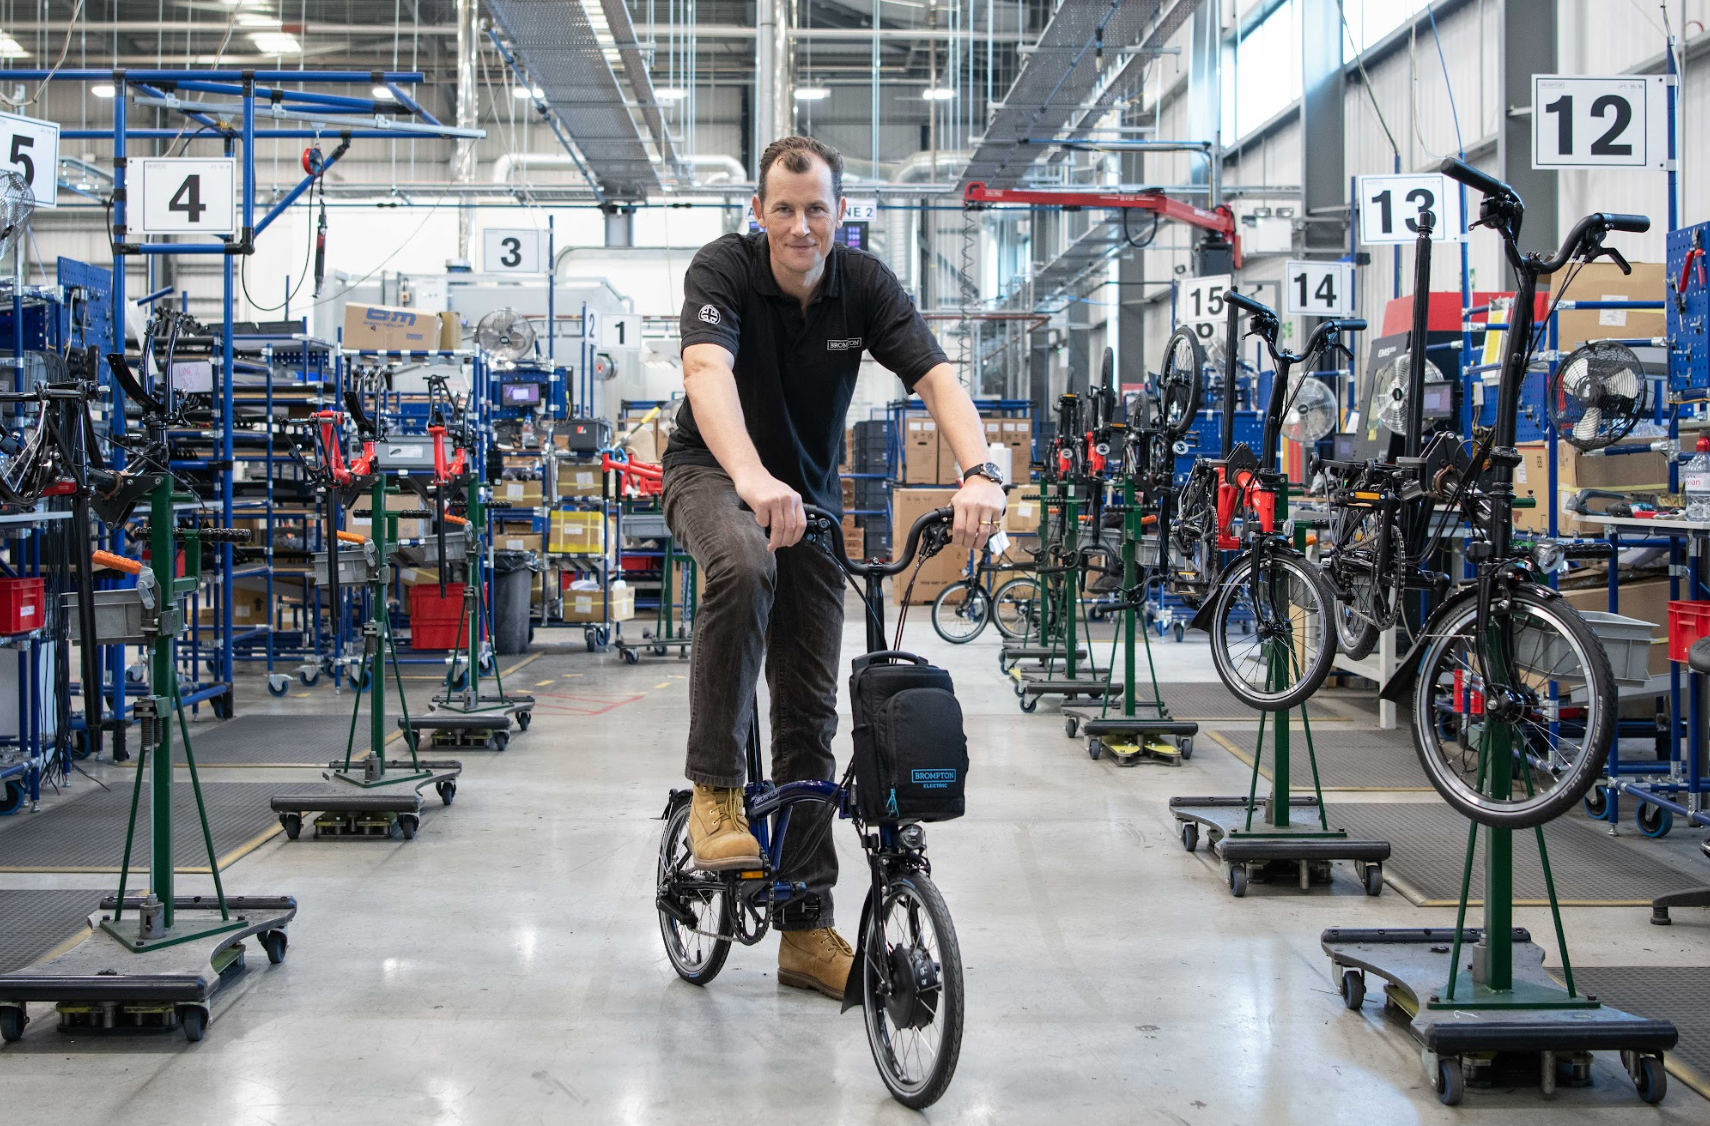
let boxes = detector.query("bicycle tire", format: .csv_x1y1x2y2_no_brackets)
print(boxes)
930,581,990,644
1328,506,1400,662
861,871,964,1109
991,576,1041,641
656,799,733,984
1158,326,1205,440
1208,548,1339,711
1409,586,1615,828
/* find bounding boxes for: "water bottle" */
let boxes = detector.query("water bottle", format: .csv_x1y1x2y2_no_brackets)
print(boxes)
1685,437,1710,522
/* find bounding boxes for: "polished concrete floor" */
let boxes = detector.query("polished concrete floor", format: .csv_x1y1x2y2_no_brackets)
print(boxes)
4,616,1709,1125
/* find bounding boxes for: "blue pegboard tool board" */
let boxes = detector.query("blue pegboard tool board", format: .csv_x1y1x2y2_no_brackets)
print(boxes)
1667,221,1710,395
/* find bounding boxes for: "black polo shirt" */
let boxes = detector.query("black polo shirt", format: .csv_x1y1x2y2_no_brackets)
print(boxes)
666,230,947,512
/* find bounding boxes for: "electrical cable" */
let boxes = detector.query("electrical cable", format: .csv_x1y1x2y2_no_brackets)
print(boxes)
239,171,319,313
1334,0,1401,159
1,0,85,107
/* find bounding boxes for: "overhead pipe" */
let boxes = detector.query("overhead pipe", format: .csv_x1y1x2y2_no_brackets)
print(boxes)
453,0,480,260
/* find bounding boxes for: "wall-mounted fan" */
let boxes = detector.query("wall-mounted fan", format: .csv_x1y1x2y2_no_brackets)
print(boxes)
1372,349,1448,435
474,308,537,366
1549,340,1647,450
1282,375,1339,444
0,171,36,267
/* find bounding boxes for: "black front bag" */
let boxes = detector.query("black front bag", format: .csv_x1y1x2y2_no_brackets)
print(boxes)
847,651,968,822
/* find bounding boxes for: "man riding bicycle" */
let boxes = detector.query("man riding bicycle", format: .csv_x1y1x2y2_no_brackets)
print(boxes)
663,135,1004,999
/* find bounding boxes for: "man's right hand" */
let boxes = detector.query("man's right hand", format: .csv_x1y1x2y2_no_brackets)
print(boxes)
735,471,806,551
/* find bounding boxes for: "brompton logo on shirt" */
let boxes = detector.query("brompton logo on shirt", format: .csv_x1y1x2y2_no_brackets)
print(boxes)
699,304,721,325
826,338,863,351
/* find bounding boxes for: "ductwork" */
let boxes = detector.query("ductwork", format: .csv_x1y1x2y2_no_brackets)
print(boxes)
685,154,749,186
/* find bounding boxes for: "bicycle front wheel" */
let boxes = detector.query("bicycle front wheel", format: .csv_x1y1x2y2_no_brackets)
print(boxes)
656,799,733,984
1208,548,1339,711
991,576,1041,641
1410,586,1615,828
931,581,991,644
861,871,964,1109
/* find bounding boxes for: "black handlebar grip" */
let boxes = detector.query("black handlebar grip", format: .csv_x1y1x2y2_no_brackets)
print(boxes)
1332,318,1368,332
1225,291,1272,316
1438,157,1513,198
1599,212,1651,234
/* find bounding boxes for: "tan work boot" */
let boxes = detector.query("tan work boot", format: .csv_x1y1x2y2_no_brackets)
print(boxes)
778,927,854,999
687,783,762,871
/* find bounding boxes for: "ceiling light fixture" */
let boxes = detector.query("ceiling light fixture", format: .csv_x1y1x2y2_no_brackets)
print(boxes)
655,87,688,102
371,85,395,101
0,34,29,59
923,87,956,101
511,84,543,100
247,31,301,54
91,82,116,98
794,86,830,101
236,14,282,27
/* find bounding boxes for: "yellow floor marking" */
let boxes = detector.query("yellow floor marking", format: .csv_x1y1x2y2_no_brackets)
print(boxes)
654,681,671,690
500,652,544,678
535,679,556,688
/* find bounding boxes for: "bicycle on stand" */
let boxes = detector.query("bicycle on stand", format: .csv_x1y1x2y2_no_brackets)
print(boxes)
656,503,966,1108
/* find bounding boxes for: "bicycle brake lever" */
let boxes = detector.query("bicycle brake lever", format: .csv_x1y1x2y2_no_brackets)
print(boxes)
1597,244,1633,276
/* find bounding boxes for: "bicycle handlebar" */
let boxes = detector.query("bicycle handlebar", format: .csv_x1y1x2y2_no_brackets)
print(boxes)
1599,213,1651,234
802,502,952,578
92,549,143,576
1225,290,1270,315
1439,157,1513,200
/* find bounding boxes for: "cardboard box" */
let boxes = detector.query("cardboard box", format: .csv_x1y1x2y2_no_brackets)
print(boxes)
1563,576,1670,676
549,511,613,555
437,311,461,351
342,302,439,351
1006,496,1040,534
494,479,544,508
903,415,941,485
1001,419,1032,470
501,454,543,473
494,531,543,554
1514,439,1671,535
1547,262,1665,351
562,585,635,622
841,515,864,560
890,487,965,602
557,465,604,498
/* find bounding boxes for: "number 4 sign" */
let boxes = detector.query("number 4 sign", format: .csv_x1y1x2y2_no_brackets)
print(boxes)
1532,75,1669,169
138,158,236,235
1284,260,1356,317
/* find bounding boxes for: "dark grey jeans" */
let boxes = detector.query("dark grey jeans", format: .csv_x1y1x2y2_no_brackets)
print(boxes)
662,463,845,929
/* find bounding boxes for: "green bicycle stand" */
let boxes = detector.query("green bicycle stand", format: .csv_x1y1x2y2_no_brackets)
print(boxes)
1062,467,1197,765
1322,726,1677,1105
616,532,695,664
1012,477,1115,713
411,476,533,751
0,479,296,1044
271,473,463,841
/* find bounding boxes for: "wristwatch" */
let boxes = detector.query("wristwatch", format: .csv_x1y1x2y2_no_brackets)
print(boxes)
963,461,1005,486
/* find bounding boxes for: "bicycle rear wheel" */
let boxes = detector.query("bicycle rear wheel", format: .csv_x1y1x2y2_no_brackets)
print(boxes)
1327,505,1400,661
656,799,733,984
861,871,963,1109
1208,548,1339,711
1410,586,1615,828
931,581,990,644
991,576,1041,641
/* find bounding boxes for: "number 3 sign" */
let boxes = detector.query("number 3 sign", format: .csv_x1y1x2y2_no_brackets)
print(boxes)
138,158,236,235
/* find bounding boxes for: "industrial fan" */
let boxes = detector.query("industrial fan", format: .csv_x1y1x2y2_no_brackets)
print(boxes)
1281,375,1339,445
1371,349,1449,435
474,308,537,366
1549,340,1648,451
0,171,35,268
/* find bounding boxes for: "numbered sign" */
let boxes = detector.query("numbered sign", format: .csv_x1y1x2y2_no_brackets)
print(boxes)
483,228,548,273
844,198,878,222
1178,274,1235,326
1532,75,1668,169
582,309,601,342
0,110,60,210
1284,260,1356,317
599,313,642,351
1357,173,1461,244
137,158,236,235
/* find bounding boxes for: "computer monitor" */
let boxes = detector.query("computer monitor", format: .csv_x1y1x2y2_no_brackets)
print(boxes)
501,381,541,406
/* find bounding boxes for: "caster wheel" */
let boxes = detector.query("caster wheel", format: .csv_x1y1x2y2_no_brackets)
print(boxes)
1340,969,1366,1010
1181,822,1198,853
1088,739,1102,761
1018,695,1038,714
436,779,457,806
1229,865,1248,897
478,653,495,674
622,648,639,665
1064,716,1079,738
1635,1055,1667,1104
178,1006,207,1043
516,712,531,732
596,628,610,648
1436,1057,1464,1106
211,692,233,720
70,731,93,761
259,930,288,965
397,815,418,841
492,732,509,751
1364,863,1384,897
1173,623,1185,643
0,780,25,816
1178,736,1194,760
0,1004,26,1042
651,644,667,657
1638,802,1673,838
280,813,302,841
298,668,319,687
1583,785,1610,820
447,669,467,691
584,629,597,652
267,674,290,697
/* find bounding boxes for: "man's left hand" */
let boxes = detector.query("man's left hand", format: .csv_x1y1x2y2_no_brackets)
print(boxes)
951,477,1006,549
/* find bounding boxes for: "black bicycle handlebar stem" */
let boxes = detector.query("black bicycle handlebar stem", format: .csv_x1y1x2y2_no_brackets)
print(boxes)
803,501,953,653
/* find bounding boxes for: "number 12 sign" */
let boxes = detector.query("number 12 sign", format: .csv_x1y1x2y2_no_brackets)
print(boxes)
1357,173,1461,245
1532,75,1669,169
138,158,236,235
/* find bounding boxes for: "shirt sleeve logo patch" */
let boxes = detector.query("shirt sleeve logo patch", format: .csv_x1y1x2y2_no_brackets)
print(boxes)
698,304,722,326
826,337,863,352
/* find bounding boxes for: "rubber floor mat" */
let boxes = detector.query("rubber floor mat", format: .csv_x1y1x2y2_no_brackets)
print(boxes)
1155,682,1339,722
0,781,296,871
170,713,410,765
1207,726,1429,790
1329,803,1710,905
0,890,105,973
1554,967,1710,1099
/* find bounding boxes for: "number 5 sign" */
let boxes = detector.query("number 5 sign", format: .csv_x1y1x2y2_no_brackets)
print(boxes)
0,110,60,210
1284,260,1356,317
1532,75,1669,169
138,158,236,235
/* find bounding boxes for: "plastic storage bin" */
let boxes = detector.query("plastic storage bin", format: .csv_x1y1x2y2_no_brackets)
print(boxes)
1577,611,1658,688
408,583,467,650
0,577,45,634
1668,600,1710,662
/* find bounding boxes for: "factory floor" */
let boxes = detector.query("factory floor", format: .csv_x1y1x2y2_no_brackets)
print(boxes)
3,609,1709,1125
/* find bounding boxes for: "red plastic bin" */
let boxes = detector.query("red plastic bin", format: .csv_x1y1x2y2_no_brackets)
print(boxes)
0,577,45,634
407,583,467,650
1667,600,1710,662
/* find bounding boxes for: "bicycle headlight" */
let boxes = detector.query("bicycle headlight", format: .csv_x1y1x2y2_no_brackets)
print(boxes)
1531,538,1565,573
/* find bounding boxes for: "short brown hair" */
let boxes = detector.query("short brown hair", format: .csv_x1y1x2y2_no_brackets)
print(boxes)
758,135,844,202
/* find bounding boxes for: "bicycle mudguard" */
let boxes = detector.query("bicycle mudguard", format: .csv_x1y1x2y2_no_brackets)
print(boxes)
840,888,874,1015
1187,549,1254,635
1375,582,1564,702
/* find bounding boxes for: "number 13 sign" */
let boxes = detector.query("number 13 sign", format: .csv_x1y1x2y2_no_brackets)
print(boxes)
1356,173,1462,245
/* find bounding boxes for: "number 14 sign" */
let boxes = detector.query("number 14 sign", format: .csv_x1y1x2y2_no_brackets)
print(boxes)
1284,260,1356,317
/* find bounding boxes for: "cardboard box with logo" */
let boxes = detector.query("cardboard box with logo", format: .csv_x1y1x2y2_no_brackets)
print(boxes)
1514,439,1670,535
342,302,445,351
890,486,966,602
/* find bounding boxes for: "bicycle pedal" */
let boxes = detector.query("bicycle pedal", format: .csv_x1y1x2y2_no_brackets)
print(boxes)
736,870,767,880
